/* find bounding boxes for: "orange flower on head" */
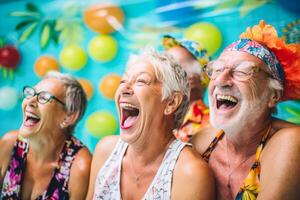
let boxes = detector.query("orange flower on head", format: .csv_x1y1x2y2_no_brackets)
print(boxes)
240,20,300,100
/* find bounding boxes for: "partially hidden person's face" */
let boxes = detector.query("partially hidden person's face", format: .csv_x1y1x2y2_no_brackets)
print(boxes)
167,46,203,92
208,51,273,132
115,59,166,144
20,78,67,138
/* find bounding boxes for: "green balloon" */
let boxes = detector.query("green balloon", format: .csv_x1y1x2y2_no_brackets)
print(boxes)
88,35,118,62
85,111,118,138
60,44,87,71
184,22,222,55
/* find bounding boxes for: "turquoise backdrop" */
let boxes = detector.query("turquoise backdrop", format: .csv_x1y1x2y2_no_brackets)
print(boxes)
0,0,299,152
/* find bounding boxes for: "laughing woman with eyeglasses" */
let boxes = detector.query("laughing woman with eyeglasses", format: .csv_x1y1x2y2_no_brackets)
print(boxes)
0,71,92,200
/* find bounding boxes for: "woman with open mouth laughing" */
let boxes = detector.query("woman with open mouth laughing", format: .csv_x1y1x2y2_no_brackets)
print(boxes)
0,71,92,200
86,48,215,200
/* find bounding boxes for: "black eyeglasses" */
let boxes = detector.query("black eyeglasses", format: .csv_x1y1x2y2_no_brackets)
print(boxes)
23,86,65,106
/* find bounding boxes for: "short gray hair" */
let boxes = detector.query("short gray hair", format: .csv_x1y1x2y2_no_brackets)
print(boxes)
127,47,190,128
45,71,87,134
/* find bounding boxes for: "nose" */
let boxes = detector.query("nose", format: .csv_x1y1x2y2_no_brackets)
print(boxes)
213,68,233,88
119,82,134,96
24,95,38,108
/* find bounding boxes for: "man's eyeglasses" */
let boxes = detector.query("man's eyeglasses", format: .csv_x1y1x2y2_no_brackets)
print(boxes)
204,60,271,82
23,86,65,106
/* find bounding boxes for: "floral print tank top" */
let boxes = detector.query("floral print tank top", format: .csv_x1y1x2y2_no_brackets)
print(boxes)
202,126,272,200
1,135,84,200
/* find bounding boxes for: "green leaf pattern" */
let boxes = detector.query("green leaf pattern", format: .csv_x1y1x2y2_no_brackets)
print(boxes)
15,19,36,30
18,22,38,44
11,3,83,49
40,23,51,49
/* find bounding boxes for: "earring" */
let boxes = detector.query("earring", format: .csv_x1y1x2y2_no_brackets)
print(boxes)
60,122,66,129
165,108,172,114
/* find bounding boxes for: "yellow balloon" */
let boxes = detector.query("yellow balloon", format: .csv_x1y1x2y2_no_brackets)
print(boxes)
184,22,222,55
88,35,118,62
60,44,87,71
85,111,118,138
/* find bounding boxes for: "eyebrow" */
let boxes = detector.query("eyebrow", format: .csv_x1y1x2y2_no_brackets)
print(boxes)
33,87,51,94
123,71,153,80
235,61,257,67
213,59,256,66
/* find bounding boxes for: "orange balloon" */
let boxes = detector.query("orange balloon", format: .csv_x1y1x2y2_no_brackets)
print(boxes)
99,74,121,100
83,4,124,34
79,79,94,100
34,56,60,78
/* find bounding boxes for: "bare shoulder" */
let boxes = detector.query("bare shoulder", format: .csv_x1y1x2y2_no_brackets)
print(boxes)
0,130,18,147
264,126,300,153
191,125,219,154
68,137,93,199
0,131,19,167
93,135,120,158
259,127,300,199
172,146,215,200
262,126,300,161
71,147,92,175
175,146,212,180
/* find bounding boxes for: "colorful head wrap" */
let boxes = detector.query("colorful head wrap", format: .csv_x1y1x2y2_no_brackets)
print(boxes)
224,20,300,100
226,39,284,83
162,35,210,86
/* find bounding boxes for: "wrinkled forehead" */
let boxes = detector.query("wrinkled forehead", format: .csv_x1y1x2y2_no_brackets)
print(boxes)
125,58,157,79
34,78,65,96
218,50,269,72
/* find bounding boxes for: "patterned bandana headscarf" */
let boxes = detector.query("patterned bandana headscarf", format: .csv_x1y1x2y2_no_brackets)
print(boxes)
162,35,210,87
225,38,285,84
224,20,300,100
162,35,210,65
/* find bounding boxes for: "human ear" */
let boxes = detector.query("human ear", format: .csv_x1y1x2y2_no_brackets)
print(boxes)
164,92,184,115
268,90,282,108
60,112,79,128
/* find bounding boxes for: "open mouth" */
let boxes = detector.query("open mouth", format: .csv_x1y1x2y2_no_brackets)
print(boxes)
24,112,40,127
216,94,238,110
120,103,140,129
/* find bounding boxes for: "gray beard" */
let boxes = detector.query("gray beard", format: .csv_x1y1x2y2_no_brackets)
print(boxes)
209,92,270,137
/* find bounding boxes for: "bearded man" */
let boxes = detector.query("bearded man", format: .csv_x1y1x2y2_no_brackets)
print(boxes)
193,20,300,200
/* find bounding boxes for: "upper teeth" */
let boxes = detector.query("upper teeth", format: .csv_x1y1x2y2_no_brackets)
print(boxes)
26,112,39,119
217,94,237,103
120,103,138,109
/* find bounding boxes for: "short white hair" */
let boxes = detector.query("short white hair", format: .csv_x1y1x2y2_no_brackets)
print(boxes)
127,47,190,128
268,78,283,94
